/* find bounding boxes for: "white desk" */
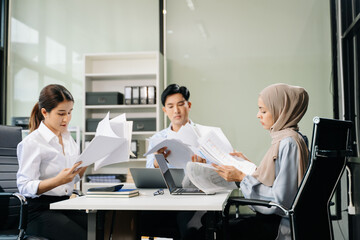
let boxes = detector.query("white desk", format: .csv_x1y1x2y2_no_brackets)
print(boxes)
50,187,231,240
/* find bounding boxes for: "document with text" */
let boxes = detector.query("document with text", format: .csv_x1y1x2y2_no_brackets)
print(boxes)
198,130,257,175
186,162,238,194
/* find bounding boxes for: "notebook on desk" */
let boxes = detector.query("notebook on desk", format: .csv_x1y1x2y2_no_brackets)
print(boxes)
130,167,185,188
155,154,211,195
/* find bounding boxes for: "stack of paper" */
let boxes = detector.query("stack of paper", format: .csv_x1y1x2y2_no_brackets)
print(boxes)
86,188,139,198
186,162,238,194
143,123,258,193
77,112,133,171
144,123,256,175
197,130,257,175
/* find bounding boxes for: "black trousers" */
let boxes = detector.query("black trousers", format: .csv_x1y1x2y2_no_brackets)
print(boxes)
26,195,87,240
225,212,282,240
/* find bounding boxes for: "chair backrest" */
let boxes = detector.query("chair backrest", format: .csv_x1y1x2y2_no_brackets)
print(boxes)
290,117,352,240
0,125,23,230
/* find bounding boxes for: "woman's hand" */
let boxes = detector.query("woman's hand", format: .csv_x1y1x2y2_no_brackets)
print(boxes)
153,147,171,168
230,150,251,162
191,154,206,163
37,161,83,195
78,166,88,178
55,161,83,185
212,163,246,182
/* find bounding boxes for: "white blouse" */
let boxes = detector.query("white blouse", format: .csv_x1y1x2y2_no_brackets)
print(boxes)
17,122,80,198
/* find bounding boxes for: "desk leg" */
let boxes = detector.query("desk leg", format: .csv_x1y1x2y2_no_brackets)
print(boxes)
205,211,221,240
87,210,97,240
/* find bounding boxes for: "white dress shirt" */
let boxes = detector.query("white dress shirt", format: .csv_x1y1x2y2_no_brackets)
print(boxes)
17,122,80,198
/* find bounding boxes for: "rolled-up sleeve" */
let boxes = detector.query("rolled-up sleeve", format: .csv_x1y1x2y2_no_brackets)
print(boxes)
16,140,42,198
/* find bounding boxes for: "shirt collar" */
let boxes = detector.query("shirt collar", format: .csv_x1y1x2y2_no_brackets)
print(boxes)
38,121,70,143
167,119,195,132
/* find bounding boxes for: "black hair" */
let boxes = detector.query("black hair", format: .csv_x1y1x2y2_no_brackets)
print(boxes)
29,84,74,132
161,84,190,106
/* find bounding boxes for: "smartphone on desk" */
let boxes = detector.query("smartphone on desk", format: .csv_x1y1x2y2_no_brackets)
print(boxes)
87,184,124,192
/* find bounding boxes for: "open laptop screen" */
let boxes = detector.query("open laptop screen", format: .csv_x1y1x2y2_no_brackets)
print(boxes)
155,154,178,191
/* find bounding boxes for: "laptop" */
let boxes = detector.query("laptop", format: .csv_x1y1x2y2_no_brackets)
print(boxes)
130,167,185,188
155,154,209,195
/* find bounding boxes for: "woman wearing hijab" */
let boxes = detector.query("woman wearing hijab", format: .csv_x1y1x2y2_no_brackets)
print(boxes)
213,83,309,240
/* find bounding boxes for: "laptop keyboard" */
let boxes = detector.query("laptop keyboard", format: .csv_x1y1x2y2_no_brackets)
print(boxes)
173,188,203,193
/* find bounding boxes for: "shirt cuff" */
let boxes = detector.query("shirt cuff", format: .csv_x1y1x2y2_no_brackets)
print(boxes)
27,179,42,198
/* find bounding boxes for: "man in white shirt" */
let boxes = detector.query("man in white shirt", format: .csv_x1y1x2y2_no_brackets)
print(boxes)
146,83,204,168
143,84,206,240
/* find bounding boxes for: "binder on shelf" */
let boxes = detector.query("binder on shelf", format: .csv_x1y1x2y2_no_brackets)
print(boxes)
132,86,140,104
148,86,156,104
140,86,148,104
124,87,132,105
130,140,138,158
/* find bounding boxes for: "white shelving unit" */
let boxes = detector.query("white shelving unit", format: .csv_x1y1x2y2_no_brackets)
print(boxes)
82,52,164,190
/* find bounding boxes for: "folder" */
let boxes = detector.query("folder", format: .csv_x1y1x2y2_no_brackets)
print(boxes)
140,86,148,104
132,86,140,104
148,86,156,104
124,86,132,105
130,140,138,158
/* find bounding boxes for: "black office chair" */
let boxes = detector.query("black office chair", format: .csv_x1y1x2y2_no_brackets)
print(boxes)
222,117,353,240
0,125,47,240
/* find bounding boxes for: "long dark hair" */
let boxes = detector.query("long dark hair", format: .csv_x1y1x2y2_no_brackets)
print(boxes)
29,84,74,132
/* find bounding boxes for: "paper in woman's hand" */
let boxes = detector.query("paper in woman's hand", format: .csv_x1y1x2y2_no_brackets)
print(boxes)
77,112,132,170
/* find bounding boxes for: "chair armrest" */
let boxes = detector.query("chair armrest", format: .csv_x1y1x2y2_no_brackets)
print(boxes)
223,196,289,218
0,192,28,235
72,189,84,196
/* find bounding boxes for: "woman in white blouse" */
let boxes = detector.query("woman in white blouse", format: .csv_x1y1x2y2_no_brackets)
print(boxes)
213,83,309,240
17,84,87,240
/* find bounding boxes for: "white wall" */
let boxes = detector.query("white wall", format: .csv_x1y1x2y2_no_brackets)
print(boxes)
166,0,333,165
7,0,159,127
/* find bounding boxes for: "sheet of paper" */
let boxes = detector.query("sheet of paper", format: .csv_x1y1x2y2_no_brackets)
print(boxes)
143,138,194,169
167,123,200,147
109,114,134,156
77,112,132,170
186,162,237,194
94,138,128,170
95,112,118,138
77,135,125,167
198,130,257,175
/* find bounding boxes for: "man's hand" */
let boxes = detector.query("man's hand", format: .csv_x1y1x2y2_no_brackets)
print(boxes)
212,163,246,182
191,154,206,163
153,147,171,168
